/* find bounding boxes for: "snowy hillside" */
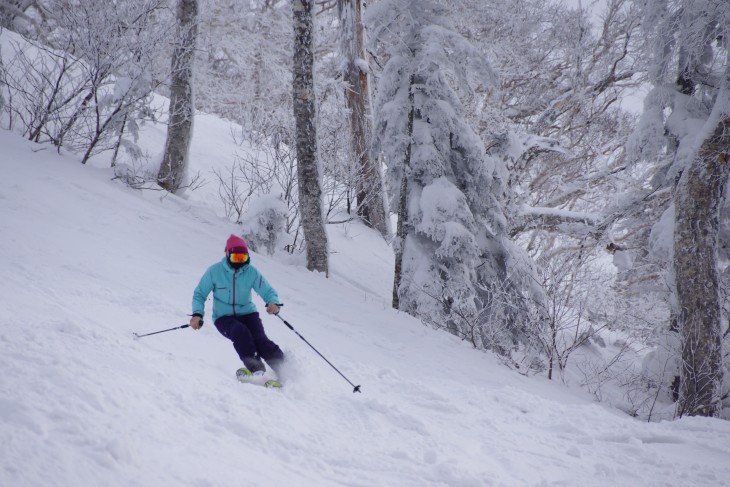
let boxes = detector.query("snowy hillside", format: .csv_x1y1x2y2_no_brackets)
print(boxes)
1,125,730,487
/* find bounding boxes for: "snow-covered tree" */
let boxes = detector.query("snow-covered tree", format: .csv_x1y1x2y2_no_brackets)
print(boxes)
0,46,5,113
336,0,388,237
446,0,665,378
158,0,198,193
1,0,173,164
368,0,538,357
627,0,730,417
240,195,288,256
454,0,641,251
293,0,328,275
195,0,292,138
0,0,40,33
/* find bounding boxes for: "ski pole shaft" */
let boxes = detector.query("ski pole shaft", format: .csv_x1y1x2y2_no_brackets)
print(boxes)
275,313,361,393
133,321,203,339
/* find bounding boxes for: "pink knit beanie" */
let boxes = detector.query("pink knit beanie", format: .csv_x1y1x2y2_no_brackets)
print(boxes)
225,234,248,252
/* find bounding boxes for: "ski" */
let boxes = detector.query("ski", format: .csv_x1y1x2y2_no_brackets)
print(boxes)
236,368,282,389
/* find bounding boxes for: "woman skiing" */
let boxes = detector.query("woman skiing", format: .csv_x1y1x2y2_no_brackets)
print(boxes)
190,234,284,387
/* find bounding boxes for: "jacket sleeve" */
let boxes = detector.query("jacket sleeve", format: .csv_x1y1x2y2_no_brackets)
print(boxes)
192,268,214,317
252,267,280,305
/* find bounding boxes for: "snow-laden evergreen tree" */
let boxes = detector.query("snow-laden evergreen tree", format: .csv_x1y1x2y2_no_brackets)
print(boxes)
293,0,328,275
158,0,198,193
627,0,730,417
368,0,539,358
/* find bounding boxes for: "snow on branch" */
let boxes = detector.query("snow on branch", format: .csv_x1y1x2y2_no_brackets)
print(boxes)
510,206,599,237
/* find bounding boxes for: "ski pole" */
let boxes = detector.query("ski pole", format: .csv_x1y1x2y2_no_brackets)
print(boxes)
133,320,203,339
274,313,361,393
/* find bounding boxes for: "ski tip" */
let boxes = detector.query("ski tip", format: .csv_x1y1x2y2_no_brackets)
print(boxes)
265,379,283,389
236,368,282,388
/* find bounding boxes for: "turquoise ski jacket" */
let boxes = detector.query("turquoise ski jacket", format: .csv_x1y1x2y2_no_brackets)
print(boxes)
192,258,280,322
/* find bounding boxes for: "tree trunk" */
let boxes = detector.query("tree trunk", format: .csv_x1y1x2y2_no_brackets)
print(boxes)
158,0,198,193
392,74,415,308
674,116,730,418
293,0,328,275
0,52,5,113
339,0,388,238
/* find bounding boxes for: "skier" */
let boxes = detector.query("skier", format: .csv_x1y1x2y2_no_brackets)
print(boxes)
190,234,284,387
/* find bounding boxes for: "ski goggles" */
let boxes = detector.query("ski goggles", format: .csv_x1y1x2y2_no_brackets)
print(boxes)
229,249,249,263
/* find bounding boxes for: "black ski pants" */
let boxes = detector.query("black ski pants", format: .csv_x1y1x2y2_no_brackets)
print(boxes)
214,312,284,373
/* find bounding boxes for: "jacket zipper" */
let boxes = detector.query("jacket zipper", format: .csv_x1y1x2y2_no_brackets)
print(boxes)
232,269,238,316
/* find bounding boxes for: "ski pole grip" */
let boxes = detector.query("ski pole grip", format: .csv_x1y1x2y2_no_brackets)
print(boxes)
185,319,204,329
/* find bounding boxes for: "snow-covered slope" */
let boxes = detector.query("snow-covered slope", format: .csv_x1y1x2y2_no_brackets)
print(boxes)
1,127,729,487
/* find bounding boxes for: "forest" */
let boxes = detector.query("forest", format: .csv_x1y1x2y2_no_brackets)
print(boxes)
1,0,728,420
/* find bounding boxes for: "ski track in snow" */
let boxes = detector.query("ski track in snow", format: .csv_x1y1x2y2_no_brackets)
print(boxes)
1,129,730,487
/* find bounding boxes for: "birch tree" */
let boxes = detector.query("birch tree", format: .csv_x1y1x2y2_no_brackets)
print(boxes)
158,0,198,193
293,0,328,275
